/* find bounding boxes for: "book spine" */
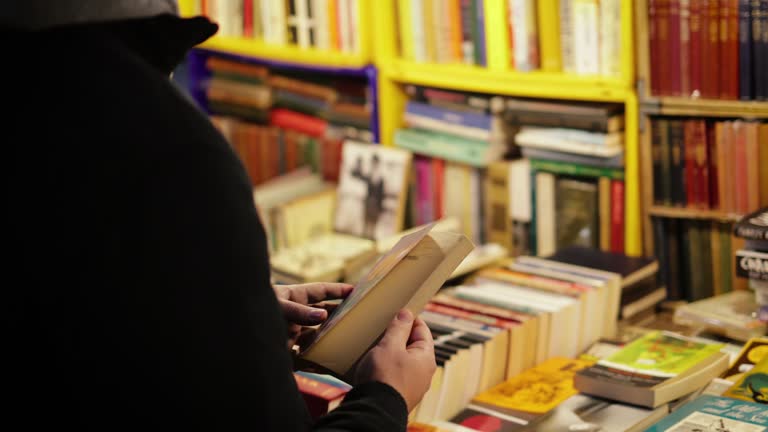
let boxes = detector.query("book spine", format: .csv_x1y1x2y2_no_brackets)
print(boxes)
707,121,720,209
668,120,687,206
733,122,749,213
475,0,487,66
485,161,513,251
657,0,672,94
720,0,733,98
270,109,327,137
502,110,616,132
690,0,703,96
599,176,612,252
599,0,622,77
610,180,625,253
758,0,768,100
529,159,625,180
740,0,755,99
695,120,710,209
405,101,493,129
680,0,692,96
424,303,519,329
573,0,600,75
394,128,497,167
745,123,761,211
728,0,741,98
651,119,664,204
433,157,445,220
460,0,475,63
560,0,575,73
703,0,721,98
684,120,699,207
449,0,464,62
669,0,683,95
760,124,768,206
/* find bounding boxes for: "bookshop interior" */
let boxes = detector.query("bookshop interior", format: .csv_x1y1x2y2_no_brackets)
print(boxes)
27,0,768,430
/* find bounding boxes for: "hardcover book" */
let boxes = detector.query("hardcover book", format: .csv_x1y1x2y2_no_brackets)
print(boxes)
573,330,730,408
735,207,768,241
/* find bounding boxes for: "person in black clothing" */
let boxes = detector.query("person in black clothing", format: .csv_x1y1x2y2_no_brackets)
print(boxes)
4,1,435,430
351,153,386,239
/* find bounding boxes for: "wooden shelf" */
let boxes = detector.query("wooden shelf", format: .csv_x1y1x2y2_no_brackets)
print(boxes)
641,97,768,118
383,61,632,102
648,206,743,222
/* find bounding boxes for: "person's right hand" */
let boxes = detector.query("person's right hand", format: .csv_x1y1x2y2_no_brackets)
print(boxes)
354,308,437,412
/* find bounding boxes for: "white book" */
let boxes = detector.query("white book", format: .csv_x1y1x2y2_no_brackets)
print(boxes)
573,0,599,75
535,171,556,256
313,0,330,49
337,0,352,52
599,0,622,77
515,130,624,158
411,0,427,62
509,158,531,223
560,0,575,72
517,127,623,147
510,0,538,71
287,0,313,48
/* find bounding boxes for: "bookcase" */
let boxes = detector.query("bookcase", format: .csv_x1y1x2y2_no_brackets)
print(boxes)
374,0,642,256
178,0,644,257
633,0,768,302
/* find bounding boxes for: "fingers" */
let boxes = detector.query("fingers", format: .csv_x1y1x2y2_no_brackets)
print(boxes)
407,317,434,352
301,282,355,304
279,299,328,326
378,309,414,349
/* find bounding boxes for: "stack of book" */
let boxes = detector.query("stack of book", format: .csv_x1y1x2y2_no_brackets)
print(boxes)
734,207,768,313
506,98,627,256
651,118,768,213
205,55,374,185
190,0,362,52
394,85,512,245
647,0,768,100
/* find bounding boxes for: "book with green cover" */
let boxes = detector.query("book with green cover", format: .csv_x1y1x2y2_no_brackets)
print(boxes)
643,394,768,431
394,128,506,167
529,159,625,180
555,178,599,249
573,330,730,408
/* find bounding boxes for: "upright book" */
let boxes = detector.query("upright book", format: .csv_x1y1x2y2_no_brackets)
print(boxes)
573,330,730,408
298,222,474,377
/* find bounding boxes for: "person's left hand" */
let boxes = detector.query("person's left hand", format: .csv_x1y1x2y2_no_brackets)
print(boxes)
273,282,354,350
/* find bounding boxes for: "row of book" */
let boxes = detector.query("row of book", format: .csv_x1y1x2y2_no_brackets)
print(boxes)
191,0,361,52
648,0,768,100
650,118,768,215
396,0,623,76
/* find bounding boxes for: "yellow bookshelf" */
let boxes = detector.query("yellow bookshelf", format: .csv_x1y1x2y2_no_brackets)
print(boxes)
177,0,373,69
375,0,643,257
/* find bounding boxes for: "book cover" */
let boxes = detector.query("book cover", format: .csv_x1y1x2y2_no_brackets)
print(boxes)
674,290,766,342
555,178,599,250
545,245,659,289
645,394,768,431
734,207,768,241
723,336,768,381
736,249,768,281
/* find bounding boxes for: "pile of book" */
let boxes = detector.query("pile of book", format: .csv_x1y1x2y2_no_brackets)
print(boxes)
735,208,768,312
648,0,768,100
191,0,362,52
204,55,373,186
394,85,512,246
506,98,627,256
651,119,768,214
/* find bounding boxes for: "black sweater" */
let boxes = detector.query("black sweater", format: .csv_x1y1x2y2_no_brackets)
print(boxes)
4,15,407,431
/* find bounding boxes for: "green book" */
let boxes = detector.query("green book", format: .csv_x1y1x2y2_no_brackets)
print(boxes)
555,178,599,249
687,221,704,301
394,128,504,167
529,159,624,180
573,331,730,408
699,221,714,299
719,223,733,293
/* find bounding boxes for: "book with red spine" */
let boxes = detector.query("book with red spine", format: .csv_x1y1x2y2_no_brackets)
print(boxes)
689,0,704,96
680,0,692,96
694,120,710,209
669,0,683,95
432,157,445,220
702,0,721,98
270,108,327,137
727,0,741,99
657,0,673,95
243,0,253,37
732,121,749,213
424,302,521,330
294,371,351,420
610,180,625,254
650,0,662,95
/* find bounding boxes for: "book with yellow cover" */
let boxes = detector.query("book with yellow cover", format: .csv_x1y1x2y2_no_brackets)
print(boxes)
723,352,768,404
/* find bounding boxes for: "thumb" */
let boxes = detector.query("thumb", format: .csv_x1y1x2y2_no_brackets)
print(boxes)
378,309,414,349
280,299,327,326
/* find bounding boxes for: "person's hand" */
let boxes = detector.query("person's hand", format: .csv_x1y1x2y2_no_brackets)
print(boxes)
354,309,437,412
273,282,354,350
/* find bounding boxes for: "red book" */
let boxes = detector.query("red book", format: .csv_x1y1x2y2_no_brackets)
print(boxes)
321,137,343,182
610,180,625,254
689,0,703,96
294,372,351,420
680,0,692,96
702,0,721,98
283,130,299,173
694,120,710,208
707,122,719,208
733,121,749,213
243,0,253,37
683,121,699,207
432,158,445,220
650,0,662,95
269,108,327,137
431,293,534,323
657,0,673,95
424,302,521,330
669,0,683,95
727,0,740,99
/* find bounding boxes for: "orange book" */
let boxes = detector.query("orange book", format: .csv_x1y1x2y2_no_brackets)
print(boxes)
448,0,463,62
733,121,749,214
731,234,749,291
760,124,768,207
744,122,760,212
205,56,269,80
328,0,340,50
718,122,734,212
294,372,351,420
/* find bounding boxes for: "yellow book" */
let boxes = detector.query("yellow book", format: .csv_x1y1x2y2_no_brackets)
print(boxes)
422,0,437,62
397,0,415,60
723,352,768,404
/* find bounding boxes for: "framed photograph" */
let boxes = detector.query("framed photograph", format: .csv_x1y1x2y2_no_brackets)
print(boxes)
334,140,412,240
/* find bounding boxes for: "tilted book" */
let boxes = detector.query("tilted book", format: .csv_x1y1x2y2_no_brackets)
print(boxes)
573,330,730,408
298,222,474,377
644,394,768,431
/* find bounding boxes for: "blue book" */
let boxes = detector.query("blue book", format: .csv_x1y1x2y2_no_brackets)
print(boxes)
405,101,492,130
644,394,768,431
475,0,487,66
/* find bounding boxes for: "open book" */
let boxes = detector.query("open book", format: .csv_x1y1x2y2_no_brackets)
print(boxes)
298,222,475,377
